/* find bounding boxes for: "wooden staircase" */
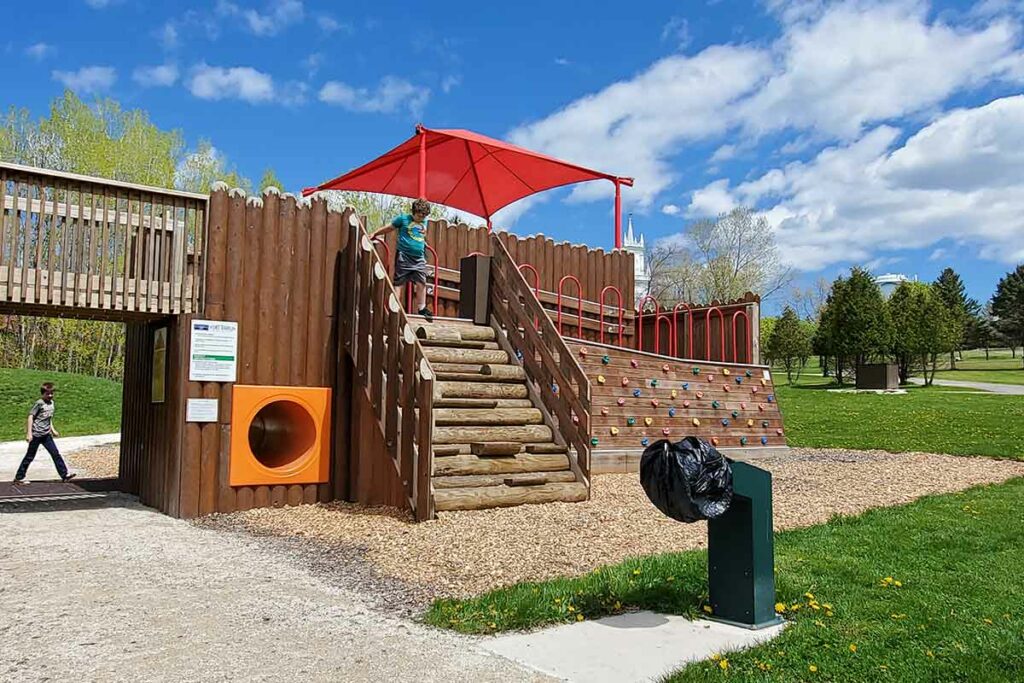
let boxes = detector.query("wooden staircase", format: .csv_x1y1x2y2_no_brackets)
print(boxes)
416,319,589,512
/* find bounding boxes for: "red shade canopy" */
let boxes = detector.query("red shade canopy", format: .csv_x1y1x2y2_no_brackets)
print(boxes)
303,125,632,235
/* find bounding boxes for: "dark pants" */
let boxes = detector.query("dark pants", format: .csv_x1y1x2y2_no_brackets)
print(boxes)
16,435,69,480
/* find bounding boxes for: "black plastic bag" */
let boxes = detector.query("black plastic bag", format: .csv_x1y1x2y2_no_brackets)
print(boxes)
640,437,734,523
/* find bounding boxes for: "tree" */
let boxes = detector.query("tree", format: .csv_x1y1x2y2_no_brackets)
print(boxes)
259,167,284,192
766,307,812,382
175,139,252,194
647,207,792,306
759,316,777,365
788,276,831,321
991,264,1024,366
932,267,971,368
815,268,893,385
889,281,959,385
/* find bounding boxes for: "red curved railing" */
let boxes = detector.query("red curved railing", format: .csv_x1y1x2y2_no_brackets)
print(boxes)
599,285,624,346
672,302,692,358
557,274,584,338
732,309,751,364
404,244,440,314
705,306,725,361
636,295,659,353
656,313,673,355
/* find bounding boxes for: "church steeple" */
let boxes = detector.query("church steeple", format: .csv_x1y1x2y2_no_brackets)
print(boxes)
621,213,650,303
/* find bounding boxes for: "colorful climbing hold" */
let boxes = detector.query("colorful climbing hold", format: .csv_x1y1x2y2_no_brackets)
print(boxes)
747,419,755,427
572,414,580,425
723,368,731,376
630,359,639,368
761,436,769,445
597,374,606,385
731,410,739,418
740,402,748,409
633,388,642,398
682,382,690,390
762,420,769,428
579,348,588,357
723,385,731,392
721,418,730,426
692,417,701,427
644,417,653,427
758,403,766,411
651,398,660,408
551,383,559,394
670,389,678,399
626,417,636,426
668,407,676,417
767,395,775,403
617,397,626,406
600,407,609,416
776,428,784,436
601,355,611,365
740,436,748,446
610,426,619,436
751,386,759,394
621,377,630,386
682,400,691,408
760,378,768,386
641,437,649,447
695,391,704,399
711,436,719,446
662,427,671,436
590,437,600,446
745,370,752,378
692,367,701,375
735,376,743,384
707,375,715,382
650,379,658,388
711,400,721,409
661,363,670,373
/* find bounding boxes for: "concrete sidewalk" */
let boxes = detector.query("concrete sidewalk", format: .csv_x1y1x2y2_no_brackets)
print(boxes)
0,433,119,480
906,377,1024,395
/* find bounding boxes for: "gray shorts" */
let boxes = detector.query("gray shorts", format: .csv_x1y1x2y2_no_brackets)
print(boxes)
394,251,428,286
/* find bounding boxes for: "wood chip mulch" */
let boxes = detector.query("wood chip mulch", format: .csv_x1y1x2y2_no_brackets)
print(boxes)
202,449,1024,600
66,445,120,479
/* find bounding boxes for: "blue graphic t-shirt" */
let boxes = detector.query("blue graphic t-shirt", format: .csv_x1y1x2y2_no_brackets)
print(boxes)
392,214,427,257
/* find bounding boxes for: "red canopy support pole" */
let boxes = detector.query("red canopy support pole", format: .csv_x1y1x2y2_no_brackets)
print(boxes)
418,126,427,197
614,179,622,249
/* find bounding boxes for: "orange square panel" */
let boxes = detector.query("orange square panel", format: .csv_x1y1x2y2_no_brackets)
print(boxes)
229,385,331,487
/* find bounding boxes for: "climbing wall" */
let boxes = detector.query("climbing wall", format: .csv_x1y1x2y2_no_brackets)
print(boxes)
567,341,786,471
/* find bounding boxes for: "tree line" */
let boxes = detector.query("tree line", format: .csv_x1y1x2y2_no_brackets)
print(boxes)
762,264,1024,385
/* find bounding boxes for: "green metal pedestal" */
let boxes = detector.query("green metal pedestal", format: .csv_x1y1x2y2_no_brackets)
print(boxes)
707,460,784,629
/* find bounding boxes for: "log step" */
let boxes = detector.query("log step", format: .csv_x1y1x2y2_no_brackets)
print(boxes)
434,408,543,426
470,442,522,456
432,362,485,374
505,474,550,487
525,443,568,454
433,453,570,476
433,398,534,408
437,381,528,400
433,444,465,456
424,347,509,365
416,324,496,342
433,424,553,445
420,339,500,350
432,471,578,489
481,364,527,381
436,369,523,383
433,482,588,512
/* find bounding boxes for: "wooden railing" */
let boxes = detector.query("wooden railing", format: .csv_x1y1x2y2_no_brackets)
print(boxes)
339,214,435,521
489,234,593,479
0,161,207,316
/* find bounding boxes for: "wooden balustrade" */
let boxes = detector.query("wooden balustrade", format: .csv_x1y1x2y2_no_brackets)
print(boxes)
338,216,435,521
488,234,592,478
0,161,207,317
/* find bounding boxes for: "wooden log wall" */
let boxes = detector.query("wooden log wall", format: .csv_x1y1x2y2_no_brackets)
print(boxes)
568,340,785,468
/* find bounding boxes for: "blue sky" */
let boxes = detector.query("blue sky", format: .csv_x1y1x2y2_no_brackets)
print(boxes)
4,0,1024,312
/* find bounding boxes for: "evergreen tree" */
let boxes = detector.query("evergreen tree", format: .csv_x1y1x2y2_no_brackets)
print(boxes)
932,267,970,368
766,307,812,382
759,316,777,365
991,264,1024,365
813,269,893,384
259,167,284,192
890,281,959,385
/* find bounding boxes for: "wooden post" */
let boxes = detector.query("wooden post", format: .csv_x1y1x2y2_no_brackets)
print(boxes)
458,254,491,324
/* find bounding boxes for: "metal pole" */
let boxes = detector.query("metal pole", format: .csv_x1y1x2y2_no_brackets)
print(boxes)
614,179,622,249
418,127,427,198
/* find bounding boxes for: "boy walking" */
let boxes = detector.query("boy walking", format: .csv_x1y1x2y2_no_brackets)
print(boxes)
376,198,434,322
13,382,75,484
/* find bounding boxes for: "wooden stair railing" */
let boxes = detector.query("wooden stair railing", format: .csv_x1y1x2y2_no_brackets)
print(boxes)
339,214,435,521
488,234,593,481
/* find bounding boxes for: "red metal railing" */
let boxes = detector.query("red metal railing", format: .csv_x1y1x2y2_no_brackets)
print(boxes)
557,274,584,338
599,285,624,346
636,295,659,353
672,302,692,358
705,306,725,361
732,309,751,364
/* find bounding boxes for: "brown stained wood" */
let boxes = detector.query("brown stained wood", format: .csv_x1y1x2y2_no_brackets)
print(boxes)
198,382,220,516
433,424,552,445
434,408,543,426
481,364,527,381
0,170,7,298
525,443,568,454
433,397,498,408
275,195,296,385
432,471,576,489
254,485,271,509
354,240,373,386
205,189,229,317
117,190,130,311
305,198,327,384
287,484,303,507
399,333,417,493
433,481,587,512
33,181,45,301
271,485,287,508
469,442,522,456
256,191,279,384
240,198,263,384
97,188,110,309
437,381,528,400
384,303,402,460
7,178,20,299
292,198,311,386
415,325,462,342
422,346,508,365
415,369,435,520
369,273,387,417
420,338,494,350
432,444,464,456
22,180,35,303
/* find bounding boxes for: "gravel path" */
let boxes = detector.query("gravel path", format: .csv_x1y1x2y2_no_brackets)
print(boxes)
207,448,1024,599
0,499,553,683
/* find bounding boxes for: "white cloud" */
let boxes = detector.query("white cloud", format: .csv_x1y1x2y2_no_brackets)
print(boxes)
319,76,429,115
554,57,570,66
188,64,275,103
509,45,772,207
132,64,179,87
929,247,949,261
52,65,116,94
25,42,53,60
160,22,178,50
709,144,737,163
661,16,692,49
317,14,350,34
302,52,324,78
661,204,682,216
687,178,738,217
217,0,304,36
84,0,116,7
441,74,461,93
715,96,1024,270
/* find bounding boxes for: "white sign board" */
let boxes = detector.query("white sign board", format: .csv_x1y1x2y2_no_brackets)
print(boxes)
189,320,238,382
186,398,219,423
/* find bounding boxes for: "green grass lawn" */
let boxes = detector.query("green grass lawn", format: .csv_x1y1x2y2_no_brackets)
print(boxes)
768,357,1024,459
932,348,1024,385
0,367,122,441
426,478,1024,681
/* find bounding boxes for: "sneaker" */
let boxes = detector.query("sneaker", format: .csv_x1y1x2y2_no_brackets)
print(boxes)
419,307,434,322
61,473,77,483
13,478,30,485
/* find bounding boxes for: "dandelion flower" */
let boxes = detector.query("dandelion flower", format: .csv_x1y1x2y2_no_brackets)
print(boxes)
775,602,787,613
926,650,935,658
614,601,622,610
805,592,815,600
703,605,713,614
809,664,818,673
849,644,857,653
576,614,584,622
710,653,722,662
719,659,729,670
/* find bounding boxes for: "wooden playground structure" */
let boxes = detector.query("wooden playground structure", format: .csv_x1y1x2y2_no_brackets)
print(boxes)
1,154,784,520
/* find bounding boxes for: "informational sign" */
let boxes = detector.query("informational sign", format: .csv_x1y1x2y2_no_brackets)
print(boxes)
186,398,219,423
151,327,167,404
189,319,238,382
